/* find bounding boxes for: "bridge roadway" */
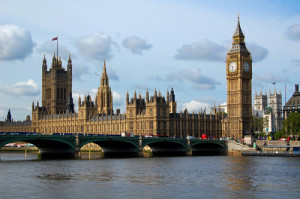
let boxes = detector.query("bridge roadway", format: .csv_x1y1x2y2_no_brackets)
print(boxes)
0,134,227,159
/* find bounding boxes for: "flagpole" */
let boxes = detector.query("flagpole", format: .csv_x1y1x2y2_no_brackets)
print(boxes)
57,35,58,58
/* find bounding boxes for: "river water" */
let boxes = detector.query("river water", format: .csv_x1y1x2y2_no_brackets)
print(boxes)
0,152,300,199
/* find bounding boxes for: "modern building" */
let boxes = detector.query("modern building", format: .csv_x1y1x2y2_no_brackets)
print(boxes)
0,17,252,140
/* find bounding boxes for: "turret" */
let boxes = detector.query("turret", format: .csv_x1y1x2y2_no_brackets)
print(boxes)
154,89,157,101
126,91,129,104
51,52,57,67
6,109,12,122
78,95,81,106
166,89,169,103
146,89,149,103
42,54,47,72
134,90,137,103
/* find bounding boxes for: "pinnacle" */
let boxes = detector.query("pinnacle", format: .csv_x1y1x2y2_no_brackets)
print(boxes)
233,15,244,37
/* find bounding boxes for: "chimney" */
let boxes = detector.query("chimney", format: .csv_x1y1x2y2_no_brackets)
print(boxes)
296,84,299,92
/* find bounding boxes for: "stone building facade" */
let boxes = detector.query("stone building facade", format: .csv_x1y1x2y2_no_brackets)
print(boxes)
254,90,283,133
0,17,252,140
223,16,253,140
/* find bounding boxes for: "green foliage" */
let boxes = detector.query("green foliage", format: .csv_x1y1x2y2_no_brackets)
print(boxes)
253,117,264,133
274,131,284,140
282,112,300,136
254,131,266,139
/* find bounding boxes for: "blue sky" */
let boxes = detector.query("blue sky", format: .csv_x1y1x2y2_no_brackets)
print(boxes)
1,0,300,120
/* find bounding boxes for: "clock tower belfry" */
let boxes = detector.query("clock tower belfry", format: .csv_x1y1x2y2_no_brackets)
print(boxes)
226,16,252,140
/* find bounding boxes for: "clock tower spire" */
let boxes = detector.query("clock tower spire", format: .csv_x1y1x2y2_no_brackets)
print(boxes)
225,15,252,140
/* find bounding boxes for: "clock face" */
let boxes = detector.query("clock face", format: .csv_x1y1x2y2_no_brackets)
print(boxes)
229,62,237,72
243,62,249,72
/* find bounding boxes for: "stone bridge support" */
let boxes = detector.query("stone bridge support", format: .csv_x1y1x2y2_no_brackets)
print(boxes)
74,135,81,159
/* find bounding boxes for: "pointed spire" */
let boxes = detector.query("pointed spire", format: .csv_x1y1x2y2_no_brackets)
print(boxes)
103,59,107,74
166,89,169,102
68,54,72,64
233,13,244,37
146,89,149,103
43,54,46,63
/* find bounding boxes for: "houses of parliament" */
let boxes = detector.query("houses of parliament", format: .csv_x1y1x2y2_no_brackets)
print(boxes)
0,18,253,140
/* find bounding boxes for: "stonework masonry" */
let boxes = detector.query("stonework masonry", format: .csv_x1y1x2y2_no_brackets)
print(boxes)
0,17,252,140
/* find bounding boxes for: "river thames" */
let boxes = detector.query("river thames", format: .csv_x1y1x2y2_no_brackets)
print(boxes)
0,152,299,199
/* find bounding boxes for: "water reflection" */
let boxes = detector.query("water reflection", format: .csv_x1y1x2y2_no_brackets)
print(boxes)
0,154,300,199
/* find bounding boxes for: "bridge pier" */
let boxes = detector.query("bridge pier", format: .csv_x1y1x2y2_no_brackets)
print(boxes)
74,135,81,159
186,150,193,156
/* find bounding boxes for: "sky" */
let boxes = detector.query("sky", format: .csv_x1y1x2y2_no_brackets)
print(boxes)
1,0,300,120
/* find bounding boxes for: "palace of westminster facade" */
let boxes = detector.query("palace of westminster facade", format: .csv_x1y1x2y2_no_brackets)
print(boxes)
0,18,253,140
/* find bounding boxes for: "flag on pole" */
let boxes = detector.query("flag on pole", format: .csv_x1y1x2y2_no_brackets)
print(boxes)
52,36,58,57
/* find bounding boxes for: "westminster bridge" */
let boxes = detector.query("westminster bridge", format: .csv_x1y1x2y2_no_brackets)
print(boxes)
0,134,227,159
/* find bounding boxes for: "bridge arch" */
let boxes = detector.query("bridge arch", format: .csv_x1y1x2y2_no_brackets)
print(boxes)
79,137,140,157
0,136,75,159
142,138,188,156
190,141,226,155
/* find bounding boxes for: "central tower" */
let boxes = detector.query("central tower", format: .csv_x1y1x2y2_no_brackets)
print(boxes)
226,16,252,139
96,60,113,115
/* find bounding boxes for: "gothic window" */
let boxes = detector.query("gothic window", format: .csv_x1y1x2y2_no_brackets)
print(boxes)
129,122,133,130
149,109,152,115
150,121,153,129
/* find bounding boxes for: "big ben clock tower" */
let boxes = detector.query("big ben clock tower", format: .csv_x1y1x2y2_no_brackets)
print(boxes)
226,16,252,140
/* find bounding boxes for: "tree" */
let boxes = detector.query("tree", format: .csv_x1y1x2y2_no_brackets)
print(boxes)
282,112,300,139
253,117,264,133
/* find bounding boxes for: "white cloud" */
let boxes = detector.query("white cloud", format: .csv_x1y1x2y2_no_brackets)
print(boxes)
175,40,226,62
254,72,291,85
247,43,268,62
108,68,119,81
1,79,39,96
286,24,300,41
113,91,122,106
0,25,34,60
73,65,89,81
180,67,220,90
182,100,210,113
122,36,152,54
77,33,114,60
37,42,71,61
